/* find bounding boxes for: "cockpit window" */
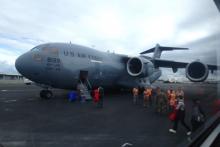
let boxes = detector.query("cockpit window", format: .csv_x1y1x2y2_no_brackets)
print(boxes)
31,47,41,51
42,47,59,56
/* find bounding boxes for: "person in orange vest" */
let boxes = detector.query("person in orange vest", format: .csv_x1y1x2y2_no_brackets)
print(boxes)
167,87,172,101
132,87,139,104
143,87,152,108
169,90,177,111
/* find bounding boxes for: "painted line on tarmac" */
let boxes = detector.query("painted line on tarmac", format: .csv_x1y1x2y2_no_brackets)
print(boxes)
1,89,38,92
4,100,17,103
1,90,8,92
1,141,27,146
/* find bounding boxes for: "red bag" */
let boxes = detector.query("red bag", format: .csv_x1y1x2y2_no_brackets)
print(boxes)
169,111,177,121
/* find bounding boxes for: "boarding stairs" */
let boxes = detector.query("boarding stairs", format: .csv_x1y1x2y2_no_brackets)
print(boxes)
78,79,92,100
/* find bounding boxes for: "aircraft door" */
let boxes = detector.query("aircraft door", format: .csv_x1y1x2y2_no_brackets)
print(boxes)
79,70,88,84
79,70,92,90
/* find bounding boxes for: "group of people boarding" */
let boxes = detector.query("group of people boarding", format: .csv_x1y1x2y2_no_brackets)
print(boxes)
132,86,206,135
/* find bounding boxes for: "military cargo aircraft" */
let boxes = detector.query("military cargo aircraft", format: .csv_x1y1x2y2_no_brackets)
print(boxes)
15,43,218,99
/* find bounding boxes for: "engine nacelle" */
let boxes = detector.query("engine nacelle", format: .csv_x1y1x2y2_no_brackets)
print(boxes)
127,57,154,77
185,61,209,82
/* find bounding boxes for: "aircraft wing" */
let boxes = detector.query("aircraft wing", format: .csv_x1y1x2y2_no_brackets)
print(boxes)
154,58,219,71
154,59,187,68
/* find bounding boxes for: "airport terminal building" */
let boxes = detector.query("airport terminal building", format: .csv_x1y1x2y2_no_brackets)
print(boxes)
0,72,23,80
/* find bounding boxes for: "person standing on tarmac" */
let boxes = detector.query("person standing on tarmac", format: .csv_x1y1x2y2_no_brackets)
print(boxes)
93,87,100,107
132,87,139,105
176,87,184,98
155,88,168,113
143,87,152,108
191,99,206,132
169,95,191,135
167,87,172,103
167,86,174,94
169,90,177,111
98,86,104,108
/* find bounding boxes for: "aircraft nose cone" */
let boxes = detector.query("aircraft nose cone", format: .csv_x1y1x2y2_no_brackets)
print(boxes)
15,53,33,77
15,54,26,75
15,52,44,81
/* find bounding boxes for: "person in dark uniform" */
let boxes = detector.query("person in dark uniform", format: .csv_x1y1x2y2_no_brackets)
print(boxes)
155,88,168,114
191,99,206,132
98,86,104,108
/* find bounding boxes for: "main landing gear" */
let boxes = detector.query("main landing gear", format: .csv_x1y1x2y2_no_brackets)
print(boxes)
40,89,53,99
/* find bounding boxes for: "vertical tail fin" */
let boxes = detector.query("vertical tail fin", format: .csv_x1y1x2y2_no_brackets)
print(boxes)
140,44,188,59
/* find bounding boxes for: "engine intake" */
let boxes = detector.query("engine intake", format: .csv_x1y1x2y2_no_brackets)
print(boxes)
127,57,154,77
186,61,209,82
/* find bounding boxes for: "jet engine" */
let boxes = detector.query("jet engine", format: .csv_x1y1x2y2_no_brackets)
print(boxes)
127,57,154,77
185,61,209,82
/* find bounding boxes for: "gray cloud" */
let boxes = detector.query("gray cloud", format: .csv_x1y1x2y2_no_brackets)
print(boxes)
0,0,219,76
161,32,220,64
0,61,17,74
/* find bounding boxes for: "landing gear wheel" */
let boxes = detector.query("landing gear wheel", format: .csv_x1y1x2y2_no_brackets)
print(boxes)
40,90,53,99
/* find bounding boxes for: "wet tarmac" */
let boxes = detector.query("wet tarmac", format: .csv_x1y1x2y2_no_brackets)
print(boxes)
0,82,219,147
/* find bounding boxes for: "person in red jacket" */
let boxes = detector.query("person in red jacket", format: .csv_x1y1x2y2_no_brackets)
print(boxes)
93,88,100,106
169,96,191,135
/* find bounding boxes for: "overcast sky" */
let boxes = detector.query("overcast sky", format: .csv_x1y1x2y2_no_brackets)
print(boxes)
0,0,220,79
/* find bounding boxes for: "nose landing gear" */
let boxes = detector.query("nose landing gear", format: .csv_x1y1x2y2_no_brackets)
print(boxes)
40,89,53,99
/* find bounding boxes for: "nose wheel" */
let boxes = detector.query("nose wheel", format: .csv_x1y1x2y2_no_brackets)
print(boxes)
40,90,53,99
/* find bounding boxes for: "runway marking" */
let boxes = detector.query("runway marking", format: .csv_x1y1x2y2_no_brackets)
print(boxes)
2,141,26,146
1,90,8,92
4,100,17,103
1,89,38,92
121,142,133,147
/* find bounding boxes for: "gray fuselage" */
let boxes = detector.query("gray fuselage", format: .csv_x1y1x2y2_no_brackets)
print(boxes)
15,43,161,89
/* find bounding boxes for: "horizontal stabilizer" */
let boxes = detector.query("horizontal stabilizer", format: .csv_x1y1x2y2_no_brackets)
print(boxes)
140,45,188,54
140,44,188,59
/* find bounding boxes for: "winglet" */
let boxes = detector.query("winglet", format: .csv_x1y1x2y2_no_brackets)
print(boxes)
140,44,188,59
